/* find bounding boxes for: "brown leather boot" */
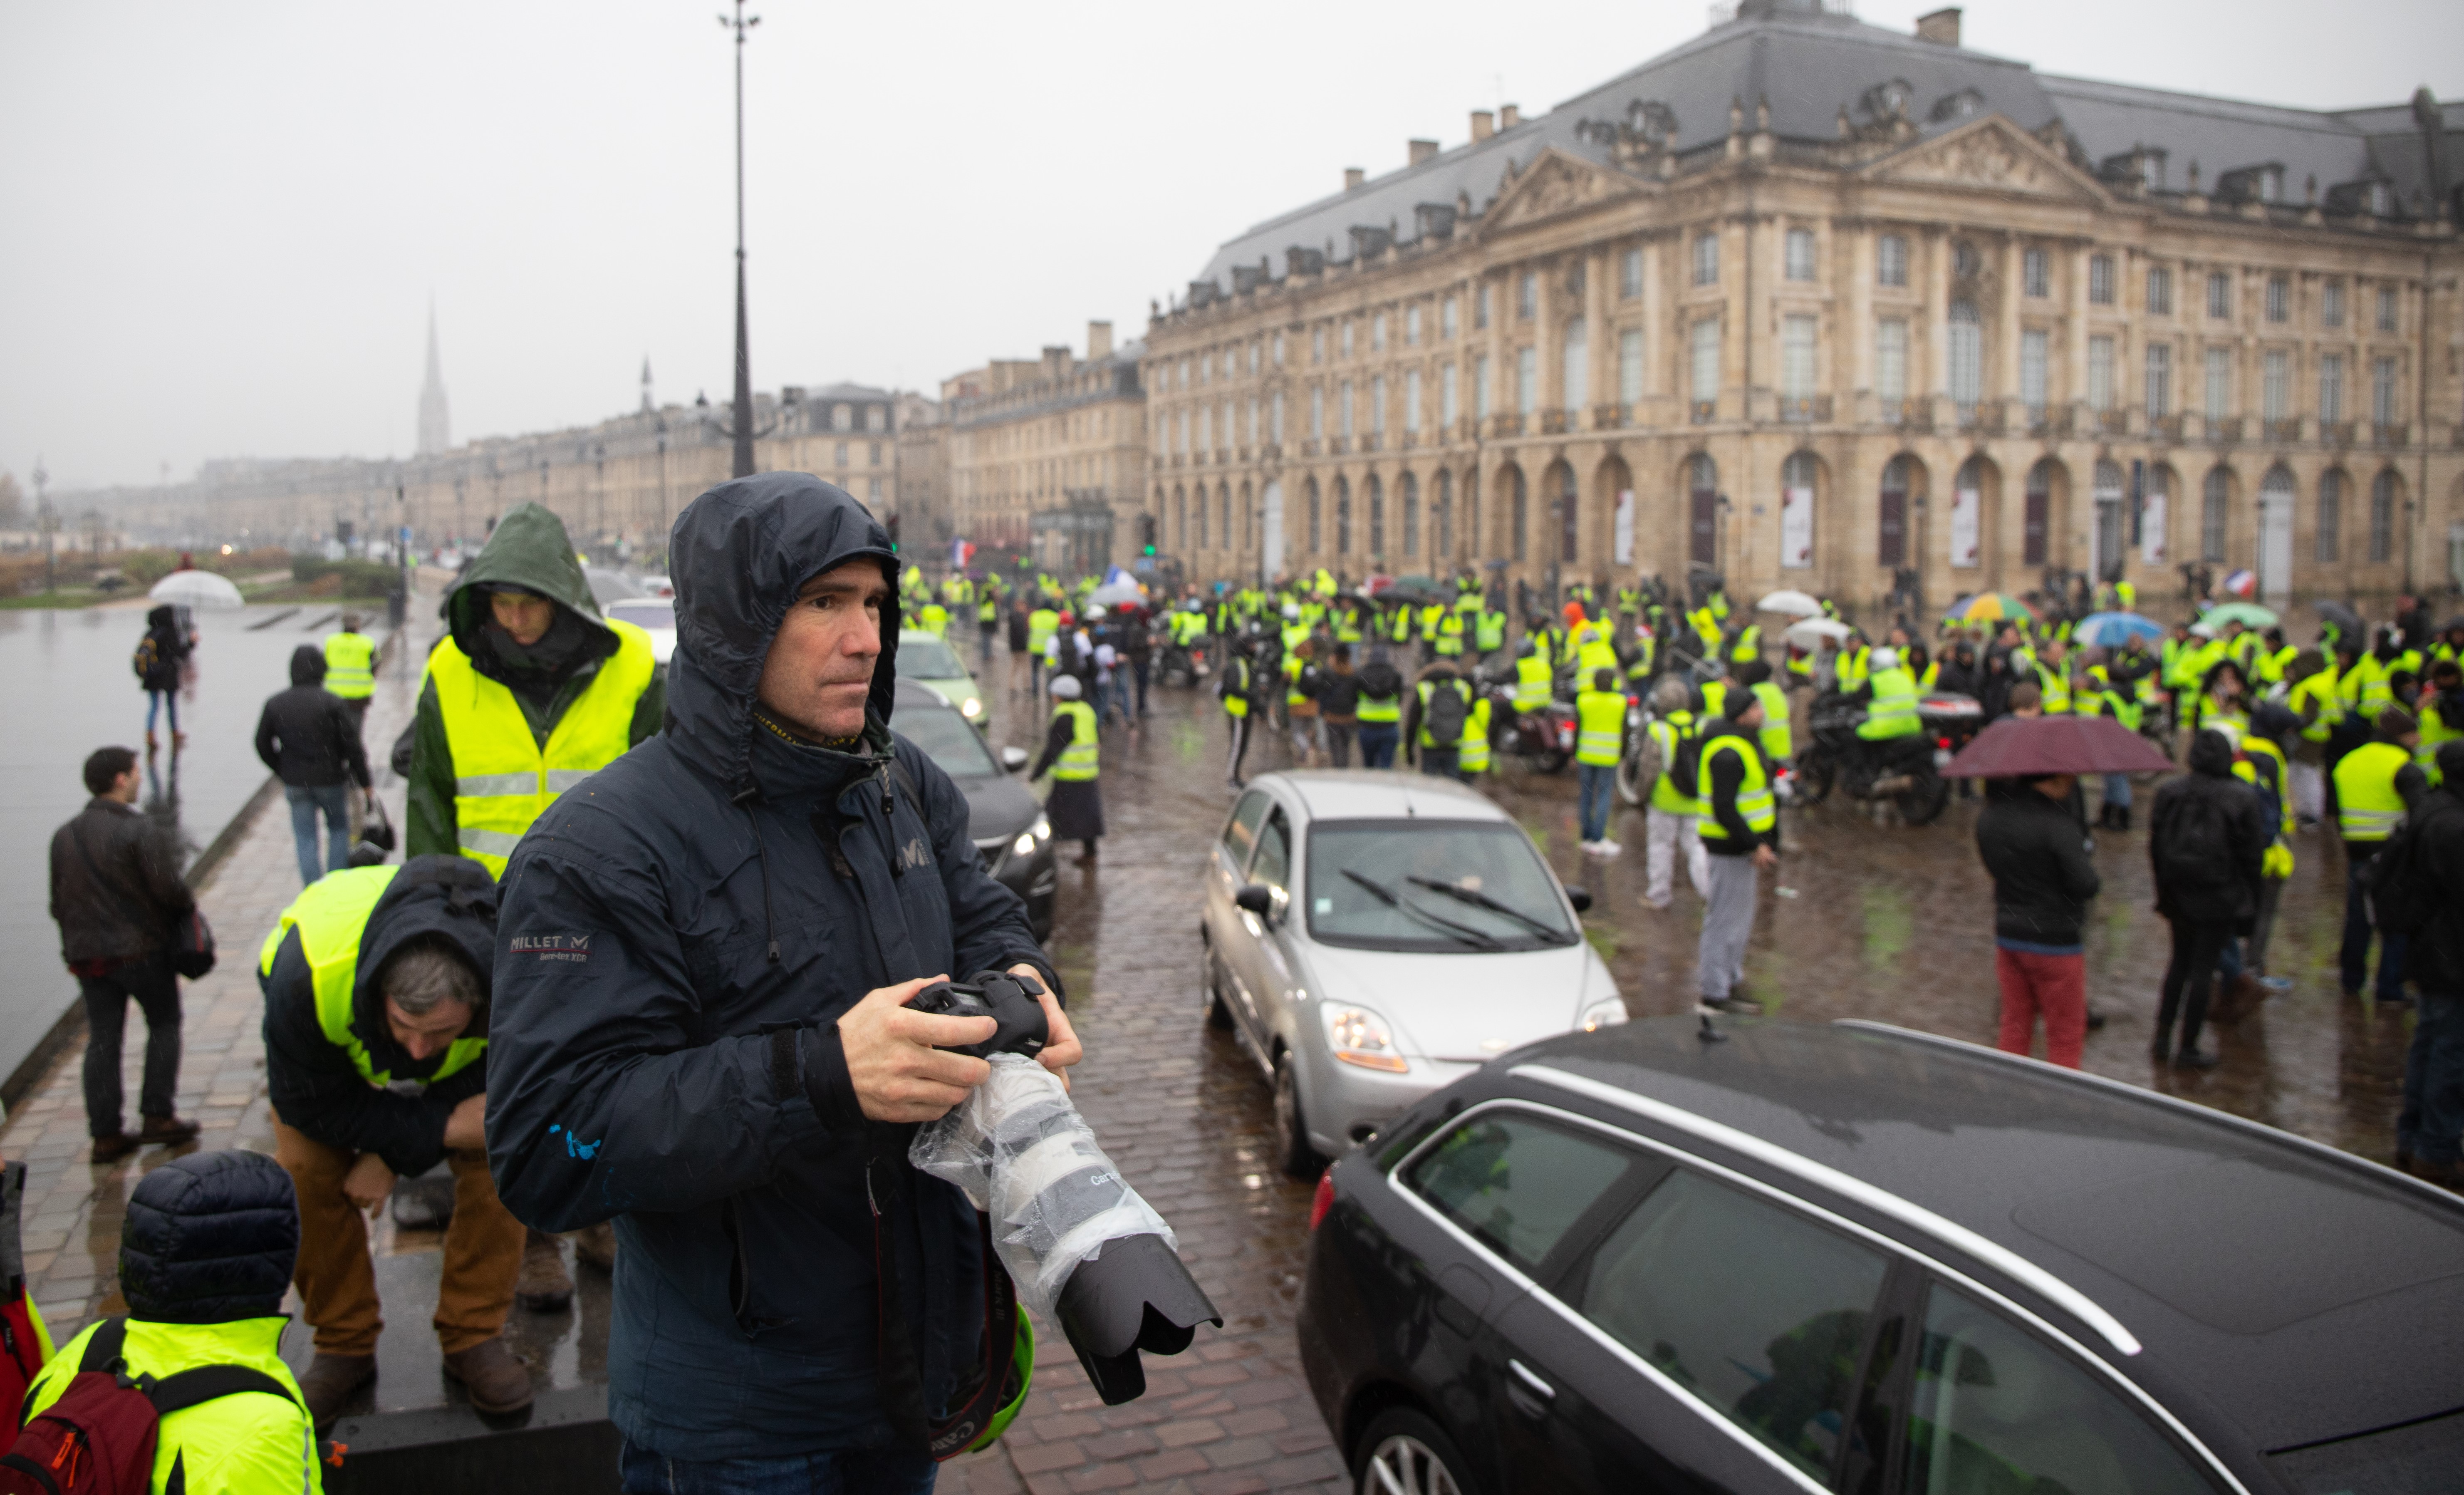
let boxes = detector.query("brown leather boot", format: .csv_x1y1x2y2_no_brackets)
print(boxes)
137,1115,203,1146
443,1337,535,1415
572,1220,617,1274
299,1352,376,1430
516,1226,572,1311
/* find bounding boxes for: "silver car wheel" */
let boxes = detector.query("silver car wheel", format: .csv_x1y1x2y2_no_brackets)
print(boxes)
1362,1433,1464,1495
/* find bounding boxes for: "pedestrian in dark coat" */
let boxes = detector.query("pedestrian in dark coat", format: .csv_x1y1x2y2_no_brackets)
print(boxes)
2397,739,2464,1187
485,474,1076,1478
1030,673,1106,860
137,603,192,751
2148,729,2269,1068
48,745,203,1160
1975,774,2101,1066
255,644,374,885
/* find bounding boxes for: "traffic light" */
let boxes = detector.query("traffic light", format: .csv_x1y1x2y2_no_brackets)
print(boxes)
1139,514,1157,556
886,513,901,552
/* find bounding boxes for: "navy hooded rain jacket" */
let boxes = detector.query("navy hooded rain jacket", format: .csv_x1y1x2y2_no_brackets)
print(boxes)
485,474,1054,1460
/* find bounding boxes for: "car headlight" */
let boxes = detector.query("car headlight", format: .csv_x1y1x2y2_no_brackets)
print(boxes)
1578,998,1629,1032
1013,816,1052,858
1324,1004,1409,1073
961,696,983,719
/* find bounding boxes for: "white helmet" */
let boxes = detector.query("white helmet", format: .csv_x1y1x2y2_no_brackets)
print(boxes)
1085,604,1106,620
1282,602,1301,620
1871,646,1901,670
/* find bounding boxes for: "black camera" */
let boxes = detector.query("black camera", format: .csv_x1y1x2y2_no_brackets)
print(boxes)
909,971,1050,1061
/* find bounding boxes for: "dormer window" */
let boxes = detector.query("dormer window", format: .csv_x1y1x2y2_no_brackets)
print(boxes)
2142,151,2166,191
2368,181,2392,216
2258,166,2283,203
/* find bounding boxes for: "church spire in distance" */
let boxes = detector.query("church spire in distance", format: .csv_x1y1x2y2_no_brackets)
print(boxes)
417,305,451,454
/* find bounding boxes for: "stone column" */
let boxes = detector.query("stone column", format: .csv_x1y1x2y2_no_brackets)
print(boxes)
1849,222,1875,423
1998,232,2024,429
2067,241,2092,431
1925,227,1952,428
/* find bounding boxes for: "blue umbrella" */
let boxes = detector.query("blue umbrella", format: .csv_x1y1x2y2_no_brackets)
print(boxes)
2074,611,2162,648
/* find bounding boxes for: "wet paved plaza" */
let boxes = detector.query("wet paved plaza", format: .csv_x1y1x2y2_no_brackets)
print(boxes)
0,624,2419,1495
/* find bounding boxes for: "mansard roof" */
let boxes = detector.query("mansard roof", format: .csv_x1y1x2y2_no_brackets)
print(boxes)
1186,2,2452,305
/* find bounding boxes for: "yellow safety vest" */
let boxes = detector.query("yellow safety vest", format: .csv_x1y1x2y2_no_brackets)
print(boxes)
1513,653,1553,712
1027,610,1059,654
1356,683,1401,724
2032,660,2071,714
1575,689,1625,767
2419,698,2462,778
1475,610,1506,652
2332,741,2410,842
1222,657,1252,718
918,604,949,637
322,631,375,700
1858,667,1922,741
2237,736,2295,842
1576,630,1618,682
428,619,656,878
1433,613,1465,657
2290,669,2342,743
1459,698,1493,774
1051,700,1098,780
1729,624,1761,663
1649,712,1702,815
1750,680,1793,763
24,1317,322,1495
1416,679,1471,747
256,864,486,1088
1694,734,1776,842
1835,647,1870,692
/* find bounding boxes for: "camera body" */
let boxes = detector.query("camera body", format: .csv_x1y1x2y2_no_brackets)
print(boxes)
910,970,1050,1061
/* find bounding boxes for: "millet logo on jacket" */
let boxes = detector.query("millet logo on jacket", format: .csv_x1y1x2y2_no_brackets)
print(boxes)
511,933,591,962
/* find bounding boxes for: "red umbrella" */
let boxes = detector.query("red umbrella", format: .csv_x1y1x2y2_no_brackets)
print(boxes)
1941,715,2174,778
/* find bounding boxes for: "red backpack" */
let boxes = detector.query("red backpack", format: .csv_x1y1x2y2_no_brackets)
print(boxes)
0,1294,42,1435
0,1318,298,1495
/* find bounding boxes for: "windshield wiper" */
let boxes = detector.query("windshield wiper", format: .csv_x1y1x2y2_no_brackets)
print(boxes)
1406,877,1568,941
1342,870,1505,951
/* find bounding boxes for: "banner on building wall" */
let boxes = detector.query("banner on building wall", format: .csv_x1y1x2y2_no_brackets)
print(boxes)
2141,490,2167,566
1779,485,1813,569
1949,485,1981,568
1614,490,1634,565
1260,481,1285,586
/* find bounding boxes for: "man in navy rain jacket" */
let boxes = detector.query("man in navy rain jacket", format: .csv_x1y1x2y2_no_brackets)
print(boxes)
485,473,1077,1493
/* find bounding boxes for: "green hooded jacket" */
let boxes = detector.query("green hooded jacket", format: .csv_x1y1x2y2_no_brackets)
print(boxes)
407,503,665,862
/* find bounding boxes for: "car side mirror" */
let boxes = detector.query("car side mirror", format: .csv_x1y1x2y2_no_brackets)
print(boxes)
1233,884,1276,916
1000,746,1030,773
1566,886,1594,914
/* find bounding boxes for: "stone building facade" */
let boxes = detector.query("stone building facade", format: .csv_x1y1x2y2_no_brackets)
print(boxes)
1142,0,2464,613
946,322,1149,575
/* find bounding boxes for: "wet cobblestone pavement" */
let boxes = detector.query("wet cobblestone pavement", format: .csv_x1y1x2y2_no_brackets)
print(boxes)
2,638,2417,1495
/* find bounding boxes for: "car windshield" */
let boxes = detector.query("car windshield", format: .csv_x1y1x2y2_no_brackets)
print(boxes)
899,637,967,679
605,601,673,631
1306,820,1575,952
896,704,999,779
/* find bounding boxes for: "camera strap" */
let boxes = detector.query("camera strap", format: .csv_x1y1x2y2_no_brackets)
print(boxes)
864,1145,1020,1461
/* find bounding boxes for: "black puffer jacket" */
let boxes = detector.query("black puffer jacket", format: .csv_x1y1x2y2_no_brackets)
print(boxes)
253,646,371,790
119,1150,298,1323
48,798,195,965
1973,779,2102,947
261,855,499,1176
486,474,1052,1460
2149,730,2269,925
2399,744,2464,991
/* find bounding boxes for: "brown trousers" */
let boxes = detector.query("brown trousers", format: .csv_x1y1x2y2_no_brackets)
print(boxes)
273,1116,523,1356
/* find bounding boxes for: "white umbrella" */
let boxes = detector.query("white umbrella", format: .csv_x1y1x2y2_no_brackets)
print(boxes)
149,570,244,611
1785,617,1852,649
1758,589,1824,618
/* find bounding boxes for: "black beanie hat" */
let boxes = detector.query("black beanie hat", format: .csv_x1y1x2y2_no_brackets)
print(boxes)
120,1150,299,1324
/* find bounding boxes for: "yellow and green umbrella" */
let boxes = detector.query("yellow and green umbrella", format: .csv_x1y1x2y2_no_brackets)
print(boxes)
1943,593,2036,625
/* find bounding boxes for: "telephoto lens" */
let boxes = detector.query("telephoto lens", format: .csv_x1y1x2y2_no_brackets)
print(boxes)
911,1054,1219,1405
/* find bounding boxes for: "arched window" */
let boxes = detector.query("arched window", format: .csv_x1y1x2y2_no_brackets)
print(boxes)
2369,470,2396,563
1951,456,1986,568
1306,478,1322,553
1335,476,1353,555
1686,455,1718,568
1878,456,1910,567
2316,470,2343,563
2201,468,2229,563
1401,472,1421,557
1432,469,1452,559
1558,462,1580,562
2023,462,2053,567
1780,451,1817,570
1509,467,1529,563
1367,474,1386,558
1947,299,1982,413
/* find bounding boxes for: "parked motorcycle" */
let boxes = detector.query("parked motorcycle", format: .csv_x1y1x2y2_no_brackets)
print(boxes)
1790,691,1981,826
1471,666,1574,774
1156,640,1208,687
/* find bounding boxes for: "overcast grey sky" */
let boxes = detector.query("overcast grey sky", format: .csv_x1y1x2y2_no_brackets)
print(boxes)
5,0,2457,491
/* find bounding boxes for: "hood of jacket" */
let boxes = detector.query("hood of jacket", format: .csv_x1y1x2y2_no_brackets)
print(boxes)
446,502,613,678
289,643,327,687
2187,728,2236,778
350,854,501,1047
120,1150,298,1324
146,604,176,630
664,473,901,794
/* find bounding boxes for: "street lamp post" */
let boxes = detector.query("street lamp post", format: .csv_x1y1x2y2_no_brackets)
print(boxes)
717,2,762,479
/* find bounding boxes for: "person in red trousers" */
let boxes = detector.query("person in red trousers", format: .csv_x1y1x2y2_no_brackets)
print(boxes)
1974,770,2102,1067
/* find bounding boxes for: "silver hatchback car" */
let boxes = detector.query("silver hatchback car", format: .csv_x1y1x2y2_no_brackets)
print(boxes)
1202,771,1626,1177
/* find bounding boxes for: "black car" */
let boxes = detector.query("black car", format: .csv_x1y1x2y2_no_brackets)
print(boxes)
1298,1016,2464,1495
893,679,1055,940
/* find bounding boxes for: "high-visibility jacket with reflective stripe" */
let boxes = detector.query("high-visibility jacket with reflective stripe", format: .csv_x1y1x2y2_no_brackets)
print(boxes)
1416,679,1471,747
1355,686,1401,723
1458,698,1492,774
25,1316,322,1495
1222,658,1252,717
2333,741,2410,843
1027,610,1059,654
1576,632,1617,681
1649,711,1702,815
255,864,485,1088
429,618,656,878
1575,689,1625,766
1835,647,1870,692
1857,667,1923,741
322,631,375,700
1513,653,1553,712
1695,734,1775,842
1474,611,1506,652
2291,669,2341,743
1052,701,1099,781
1433,613,1465,656
2031,660,2070,714
1729,624,1761,662
1751,681,1793,763
2237,736,2295,842
2418,695,2463,777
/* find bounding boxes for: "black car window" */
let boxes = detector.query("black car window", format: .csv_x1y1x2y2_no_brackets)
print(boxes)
1901,1283,2215,1495
1251,808,1293,893
1404,1114,1634,1276
1573,1168,1889,1483
896,705,999,779
1221,792,1270,872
